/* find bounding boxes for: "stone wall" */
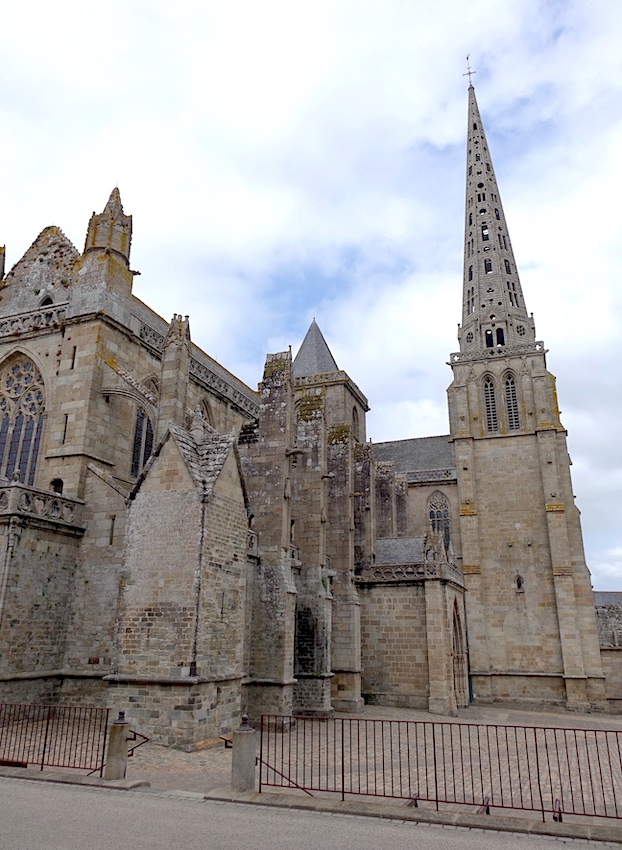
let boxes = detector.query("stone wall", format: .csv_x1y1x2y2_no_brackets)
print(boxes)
0,518,81,696
594,593,622,710
359,582,429,708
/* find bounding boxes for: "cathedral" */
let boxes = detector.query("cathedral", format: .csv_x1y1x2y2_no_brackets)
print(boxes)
0,85,616,745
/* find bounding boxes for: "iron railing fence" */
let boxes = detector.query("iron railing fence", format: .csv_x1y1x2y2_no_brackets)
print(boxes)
0,703,110,775
259,715,622,822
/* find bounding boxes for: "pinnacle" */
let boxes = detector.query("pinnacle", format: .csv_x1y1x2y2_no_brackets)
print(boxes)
104,187,124,215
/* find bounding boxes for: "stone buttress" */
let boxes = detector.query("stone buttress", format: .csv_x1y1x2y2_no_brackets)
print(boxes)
237,352,298,720
107,421,250,745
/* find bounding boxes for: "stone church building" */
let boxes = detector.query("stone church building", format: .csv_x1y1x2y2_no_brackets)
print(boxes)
0,86,615,744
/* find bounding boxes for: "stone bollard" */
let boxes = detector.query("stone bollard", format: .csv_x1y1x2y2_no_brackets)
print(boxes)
103,710,129,781
231,714,256,793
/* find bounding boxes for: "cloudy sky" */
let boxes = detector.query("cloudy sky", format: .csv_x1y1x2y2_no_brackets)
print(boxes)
1,1,621,588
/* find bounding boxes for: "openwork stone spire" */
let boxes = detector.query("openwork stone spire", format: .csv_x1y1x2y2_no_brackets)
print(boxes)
458,86,536,356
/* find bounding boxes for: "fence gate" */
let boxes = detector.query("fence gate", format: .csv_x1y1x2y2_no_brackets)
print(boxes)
0,703,110,776
259,715,622,822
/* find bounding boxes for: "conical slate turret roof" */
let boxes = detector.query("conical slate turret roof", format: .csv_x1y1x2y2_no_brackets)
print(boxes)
293,319,339,377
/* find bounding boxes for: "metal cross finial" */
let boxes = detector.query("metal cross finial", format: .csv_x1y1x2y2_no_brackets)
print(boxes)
464,55,476,86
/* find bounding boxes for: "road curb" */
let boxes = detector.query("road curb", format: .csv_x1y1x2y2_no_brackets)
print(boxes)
202,787,622,844
0,765,150,790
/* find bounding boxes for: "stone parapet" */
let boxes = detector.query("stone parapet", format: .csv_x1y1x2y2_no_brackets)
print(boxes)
355,561,463,587
0,304,68,340
406,468,457,486
295,370,369,411
0,482,85,534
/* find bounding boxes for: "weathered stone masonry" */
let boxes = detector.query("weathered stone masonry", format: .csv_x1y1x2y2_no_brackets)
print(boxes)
0,85,616,745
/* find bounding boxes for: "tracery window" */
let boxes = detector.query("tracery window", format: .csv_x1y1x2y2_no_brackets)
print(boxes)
429,491,450,552
505,375,520,430
131,406,154,478
484,377,499,432
0,357,45,485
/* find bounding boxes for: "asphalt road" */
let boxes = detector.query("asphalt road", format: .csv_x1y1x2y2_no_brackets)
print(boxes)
0,777,618,850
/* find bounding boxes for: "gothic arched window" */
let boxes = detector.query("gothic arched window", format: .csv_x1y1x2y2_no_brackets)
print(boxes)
131,406,154,478
484,377,499,432
505,374,520,430
429,491,450,552
0,356,45,485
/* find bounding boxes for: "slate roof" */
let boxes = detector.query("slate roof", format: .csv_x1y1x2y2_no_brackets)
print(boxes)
375,537,426,565
372,435,453,473
293,319,339,377
594,592,622,607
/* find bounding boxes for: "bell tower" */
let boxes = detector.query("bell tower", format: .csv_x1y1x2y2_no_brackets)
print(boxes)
448,81,606,712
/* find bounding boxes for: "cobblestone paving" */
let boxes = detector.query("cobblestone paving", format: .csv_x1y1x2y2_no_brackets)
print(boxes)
126,703,622,803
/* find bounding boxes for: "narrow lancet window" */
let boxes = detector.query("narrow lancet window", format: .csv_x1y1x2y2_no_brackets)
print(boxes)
484,378,499,432
506,376,520,430
131,406,154,478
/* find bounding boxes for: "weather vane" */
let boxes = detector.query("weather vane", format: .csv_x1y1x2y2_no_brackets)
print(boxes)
464,55,476,85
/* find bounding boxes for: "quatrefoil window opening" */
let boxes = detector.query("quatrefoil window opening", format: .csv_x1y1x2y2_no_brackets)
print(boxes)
0,357,46,485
